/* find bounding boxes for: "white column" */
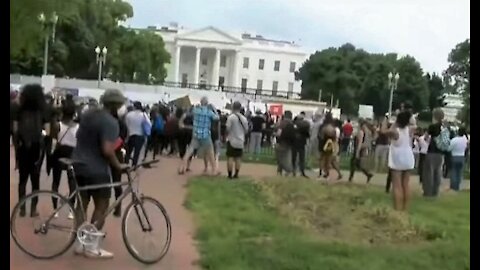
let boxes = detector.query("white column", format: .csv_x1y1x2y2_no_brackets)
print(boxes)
232,50,240,89
174,45,181,83
194,47,201,85
212,49,221,86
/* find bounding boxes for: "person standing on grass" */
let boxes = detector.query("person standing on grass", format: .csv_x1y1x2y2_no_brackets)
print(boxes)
416,128,429,183
381,111,415,211
374,123,390,173
348,119,373,183
292,112,310,178
249,109,265,160
448,127,469,191
275,111,296,176
422,108,448,197
341,119,353,153
226,102,249,179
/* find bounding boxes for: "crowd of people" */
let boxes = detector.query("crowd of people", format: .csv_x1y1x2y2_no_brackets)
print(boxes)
10,84,470,261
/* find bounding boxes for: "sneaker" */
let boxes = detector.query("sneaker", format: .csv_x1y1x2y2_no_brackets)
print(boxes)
84,247,114,259
54,212,59,219
68,211,74,220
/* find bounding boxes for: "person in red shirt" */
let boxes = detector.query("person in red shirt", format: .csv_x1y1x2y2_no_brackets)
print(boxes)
341,119,353,153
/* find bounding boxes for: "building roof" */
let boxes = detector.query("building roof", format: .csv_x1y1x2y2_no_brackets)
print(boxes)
134,24,307,55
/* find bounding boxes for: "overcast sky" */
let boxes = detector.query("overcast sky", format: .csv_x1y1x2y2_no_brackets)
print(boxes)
126,0,469,73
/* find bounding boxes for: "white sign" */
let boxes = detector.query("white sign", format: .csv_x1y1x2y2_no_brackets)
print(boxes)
358,104,374,119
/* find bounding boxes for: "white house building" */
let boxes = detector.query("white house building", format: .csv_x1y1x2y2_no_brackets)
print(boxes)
443,94,464,122
138,24,308,98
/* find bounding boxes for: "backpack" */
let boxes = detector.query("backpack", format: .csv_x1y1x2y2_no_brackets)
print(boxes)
153,116,164,133
434,126,451,152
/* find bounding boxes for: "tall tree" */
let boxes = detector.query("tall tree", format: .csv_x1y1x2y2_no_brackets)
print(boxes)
445,39,470,126
425,73,444,110
109,29,171,84
298,45,428,117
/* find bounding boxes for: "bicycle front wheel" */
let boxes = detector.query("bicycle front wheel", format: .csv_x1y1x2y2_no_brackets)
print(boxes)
10,190,77,259
122,196,172,264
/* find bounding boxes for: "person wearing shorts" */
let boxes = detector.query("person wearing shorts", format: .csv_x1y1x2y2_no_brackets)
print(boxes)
178,97,219,175
226,102,248,179
72,89,128,259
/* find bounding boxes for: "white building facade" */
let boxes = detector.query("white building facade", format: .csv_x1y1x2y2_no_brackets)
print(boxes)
145,25,308,98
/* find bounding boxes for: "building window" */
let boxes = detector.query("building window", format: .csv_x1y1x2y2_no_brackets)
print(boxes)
243,57,249,69
289,62,296,72
288,82,294,93
259,59,265,70
202,58,207,66
274,60,280,71
241,78,248,93
220,55,227,67
256,80,263,95
272,81,278,96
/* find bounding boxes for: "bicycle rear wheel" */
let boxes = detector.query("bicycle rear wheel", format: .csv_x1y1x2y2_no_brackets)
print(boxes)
10,190,77,259
122,196,172,264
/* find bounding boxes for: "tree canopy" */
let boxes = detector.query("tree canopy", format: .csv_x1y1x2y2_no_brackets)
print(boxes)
10,0,170,84
298,44,429,116
445,39,470,126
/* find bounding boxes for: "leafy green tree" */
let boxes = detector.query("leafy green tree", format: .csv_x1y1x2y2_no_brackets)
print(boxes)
299,45,429,117
425,73,444,110
109,29,171,84
445,39,470,126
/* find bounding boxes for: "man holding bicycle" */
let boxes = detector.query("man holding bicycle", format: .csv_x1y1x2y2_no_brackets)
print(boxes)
72,89,128,259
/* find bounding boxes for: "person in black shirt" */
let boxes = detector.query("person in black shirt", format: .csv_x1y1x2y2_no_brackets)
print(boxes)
249,110,265,160
422,108,446,197
275,111,295,175
292,112,310,178
13,84,50,217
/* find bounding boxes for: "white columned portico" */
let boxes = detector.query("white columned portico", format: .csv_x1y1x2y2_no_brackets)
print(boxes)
232,50,240,89
194,47,201,85
212,49,221,86
174,45,181,83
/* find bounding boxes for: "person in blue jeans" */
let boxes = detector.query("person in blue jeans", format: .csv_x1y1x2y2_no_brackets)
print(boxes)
448,127,469,191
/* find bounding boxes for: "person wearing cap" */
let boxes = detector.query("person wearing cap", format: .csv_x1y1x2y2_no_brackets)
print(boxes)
226,101,249,179
72,88,128,259
249,109,266,160
179,96,219,175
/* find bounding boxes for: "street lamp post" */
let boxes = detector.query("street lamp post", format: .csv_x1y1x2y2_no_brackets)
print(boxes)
38,12,59,75
95,46,108,88
387,72,400,117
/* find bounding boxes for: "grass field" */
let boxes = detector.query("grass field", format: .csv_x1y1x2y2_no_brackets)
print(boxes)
186,177,470,270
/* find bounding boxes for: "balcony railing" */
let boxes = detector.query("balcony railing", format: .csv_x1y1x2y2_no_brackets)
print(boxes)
162,81,300,100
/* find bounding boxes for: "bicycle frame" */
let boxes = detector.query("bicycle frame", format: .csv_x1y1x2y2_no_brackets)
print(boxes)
38,164,153,235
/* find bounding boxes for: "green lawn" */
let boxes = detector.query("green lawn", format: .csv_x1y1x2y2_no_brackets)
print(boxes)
185,177,470,270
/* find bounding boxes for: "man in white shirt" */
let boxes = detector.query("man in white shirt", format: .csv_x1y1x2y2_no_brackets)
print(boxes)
226,101,248,179
125,101,148,166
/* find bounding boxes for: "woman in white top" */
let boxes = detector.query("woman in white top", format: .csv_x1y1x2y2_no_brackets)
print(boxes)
51,102,79,218
448,127,469,191
381,111,415,211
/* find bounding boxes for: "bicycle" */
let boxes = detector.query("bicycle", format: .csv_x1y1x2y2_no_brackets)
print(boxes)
10,158,172,264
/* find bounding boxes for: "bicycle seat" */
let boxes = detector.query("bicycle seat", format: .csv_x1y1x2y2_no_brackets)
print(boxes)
59,158,74,166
